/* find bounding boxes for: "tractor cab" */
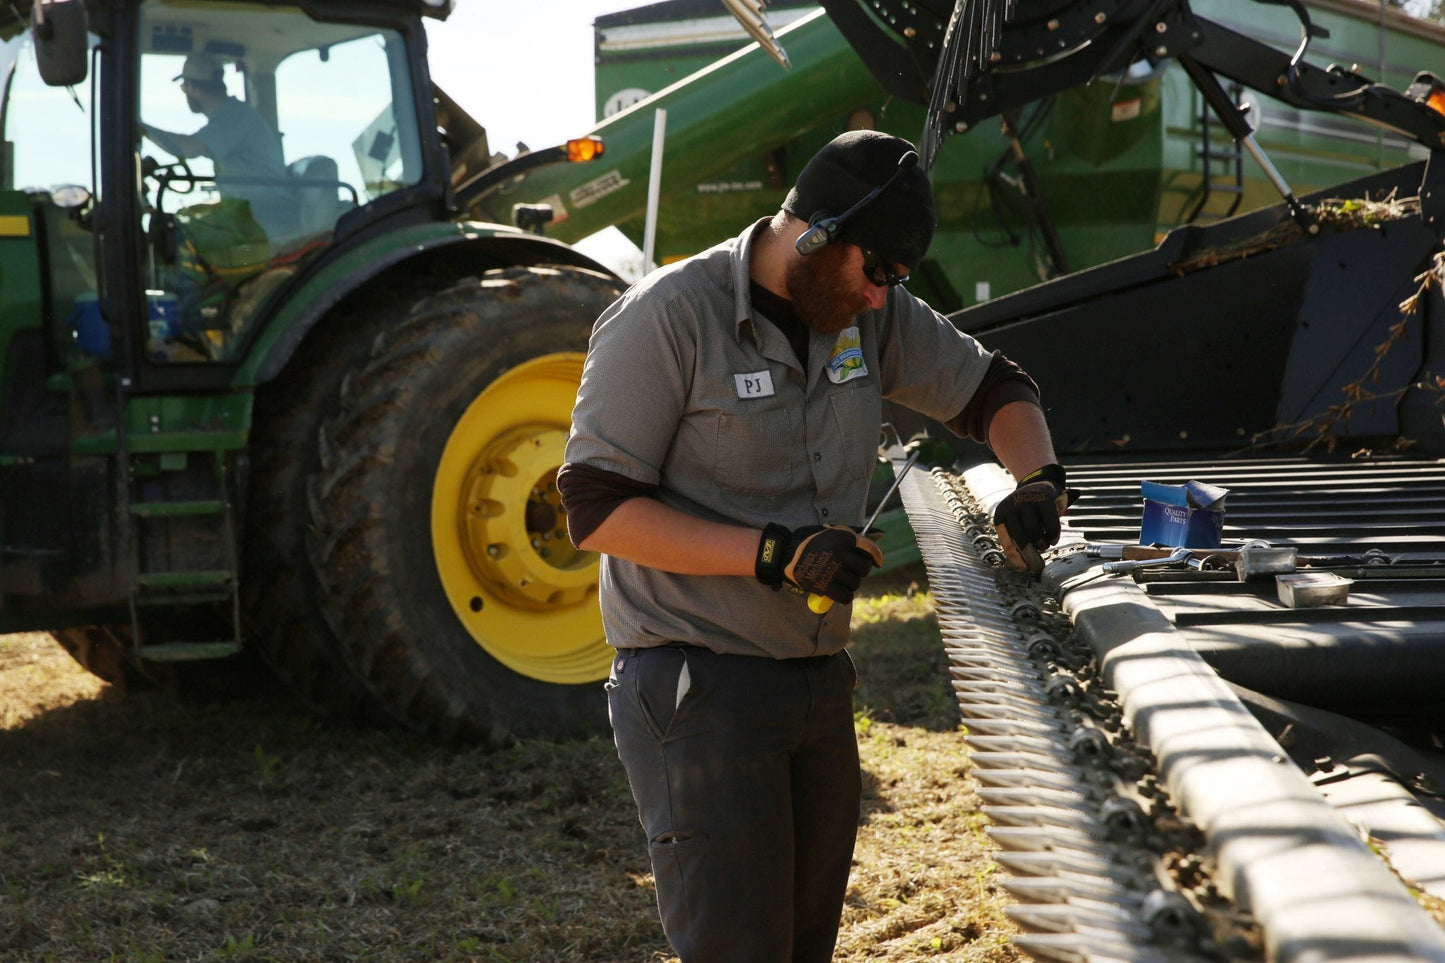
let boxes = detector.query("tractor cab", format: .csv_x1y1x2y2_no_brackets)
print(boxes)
4,0,439,381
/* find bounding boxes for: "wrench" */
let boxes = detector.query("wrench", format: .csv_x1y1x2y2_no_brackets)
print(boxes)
1101,546,1191,575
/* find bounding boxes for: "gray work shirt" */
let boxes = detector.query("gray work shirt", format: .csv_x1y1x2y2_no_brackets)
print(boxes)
565,219,996,659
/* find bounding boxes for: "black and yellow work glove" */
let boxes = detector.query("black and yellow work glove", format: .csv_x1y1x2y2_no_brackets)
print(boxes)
756,523,884,604
992,464,1077,577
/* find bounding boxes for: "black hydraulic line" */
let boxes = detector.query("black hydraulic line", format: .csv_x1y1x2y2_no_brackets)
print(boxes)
973,177,1023,250
1185,17,1445,147
1256,0,1373,112
999,108,1070,277
972,99,1055,252
1085,0,1177,86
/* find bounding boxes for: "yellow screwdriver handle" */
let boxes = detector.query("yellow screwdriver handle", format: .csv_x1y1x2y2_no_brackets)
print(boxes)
801,449,919,616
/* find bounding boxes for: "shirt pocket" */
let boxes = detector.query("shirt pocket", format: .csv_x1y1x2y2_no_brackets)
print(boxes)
711,403,801,495
829,380,883,480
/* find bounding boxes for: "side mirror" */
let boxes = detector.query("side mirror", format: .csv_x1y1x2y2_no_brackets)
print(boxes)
33,0,89,88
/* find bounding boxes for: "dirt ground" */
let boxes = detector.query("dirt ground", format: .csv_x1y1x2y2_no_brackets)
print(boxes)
0,563,1020,962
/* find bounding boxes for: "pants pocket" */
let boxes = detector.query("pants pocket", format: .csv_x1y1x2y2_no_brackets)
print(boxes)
636,646,692,739
648,829,710,953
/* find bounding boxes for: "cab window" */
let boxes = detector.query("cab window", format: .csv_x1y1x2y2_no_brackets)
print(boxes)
136,0,420,362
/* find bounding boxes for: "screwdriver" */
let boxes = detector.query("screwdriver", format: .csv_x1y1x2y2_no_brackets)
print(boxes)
808,449,921,614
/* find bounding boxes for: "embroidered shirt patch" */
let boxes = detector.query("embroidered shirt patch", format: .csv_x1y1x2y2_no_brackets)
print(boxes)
825,327,867,384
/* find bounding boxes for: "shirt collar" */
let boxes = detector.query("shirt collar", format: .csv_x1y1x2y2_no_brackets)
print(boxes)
730,218,773,343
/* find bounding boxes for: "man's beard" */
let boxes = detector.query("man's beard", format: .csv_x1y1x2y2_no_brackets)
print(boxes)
186,92,203,113
784,243,867,335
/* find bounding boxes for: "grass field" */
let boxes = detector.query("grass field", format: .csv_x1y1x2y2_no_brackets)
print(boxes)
0,562,1020,961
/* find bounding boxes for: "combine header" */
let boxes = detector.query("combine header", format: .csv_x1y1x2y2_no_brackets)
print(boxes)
847,0,1445,956
848,0,1445,956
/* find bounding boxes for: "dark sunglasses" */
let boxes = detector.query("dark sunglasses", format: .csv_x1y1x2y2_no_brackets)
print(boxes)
860,249,909,288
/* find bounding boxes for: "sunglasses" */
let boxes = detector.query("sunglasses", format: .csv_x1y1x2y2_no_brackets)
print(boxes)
860,249,909,288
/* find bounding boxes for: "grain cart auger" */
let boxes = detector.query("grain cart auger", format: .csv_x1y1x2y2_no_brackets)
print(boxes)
0,0,641,744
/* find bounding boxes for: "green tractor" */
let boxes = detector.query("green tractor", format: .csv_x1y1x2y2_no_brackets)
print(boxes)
1,0,629,742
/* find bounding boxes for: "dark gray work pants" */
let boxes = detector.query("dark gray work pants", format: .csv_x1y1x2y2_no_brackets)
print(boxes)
606,644,861,963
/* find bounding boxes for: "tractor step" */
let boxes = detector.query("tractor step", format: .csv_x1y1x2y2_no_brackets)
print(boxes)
134,590,234,606
130,499,227,517
123,449,244,656
134,570,237,606
138,641,243,661
135,570,234,591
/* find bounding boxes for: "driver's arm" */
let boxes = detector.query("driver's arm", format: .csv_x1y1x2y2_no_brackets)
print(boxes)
140,122,208,160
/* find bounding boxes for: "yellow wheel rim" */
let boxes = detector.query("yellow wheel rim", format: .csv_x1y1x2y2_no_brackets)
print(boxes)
431,353,608,684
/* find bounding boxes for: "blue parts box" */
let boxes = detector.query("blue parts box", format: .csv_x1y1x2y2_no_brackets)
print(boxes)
1139,480,1228,548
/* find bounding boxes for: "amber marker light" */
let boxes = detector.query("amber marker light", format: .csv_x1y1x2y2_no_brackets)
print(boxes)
566,137,604,163
1429,86,1445,118
1418,73,1445,117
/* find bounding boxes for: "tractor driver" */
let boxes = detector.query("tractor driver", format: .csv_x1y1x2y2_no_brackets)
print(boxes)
140,52,295,240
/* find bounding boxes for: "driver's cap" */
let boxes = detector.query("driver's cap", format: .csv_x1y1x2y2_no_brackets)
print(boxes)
174,52,224,85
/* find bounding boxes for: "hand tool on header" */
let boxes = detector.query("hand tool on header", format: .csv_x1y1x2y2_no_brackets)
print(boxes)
1100,545,1203,575
808,448,921,613
1087,541,1398,578
1095,541,1284,575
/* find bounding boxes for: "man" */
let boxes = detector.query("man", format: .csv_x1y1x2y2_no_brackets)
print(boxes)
558,129,1070,962
141,52,294,239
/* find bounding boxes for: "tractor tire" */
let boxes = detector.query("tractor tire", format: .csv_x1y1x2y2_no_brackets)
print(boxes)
307,264,624,744
241,281,435,719
50,626,129,686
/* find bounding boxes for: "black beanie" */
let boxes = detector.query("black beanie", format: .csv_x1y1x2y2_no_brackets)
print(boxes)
782,130,936,269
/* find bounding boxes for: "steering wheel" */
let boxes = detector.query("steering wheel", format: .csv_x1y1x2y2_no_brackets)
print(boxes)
143,155,196,196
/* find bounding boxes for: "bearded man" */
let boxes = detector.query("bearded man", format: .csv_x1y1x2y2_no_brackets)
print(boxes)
557,129,1069,963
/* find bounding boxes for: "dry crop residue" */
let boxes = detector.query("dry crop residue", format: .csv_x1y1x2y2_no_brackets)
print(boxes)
0,563,1019,962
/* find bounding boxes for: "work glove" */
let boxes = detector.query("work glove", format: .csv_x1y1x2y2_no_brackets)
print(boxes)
992,464,1077,577
756,523,884,604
